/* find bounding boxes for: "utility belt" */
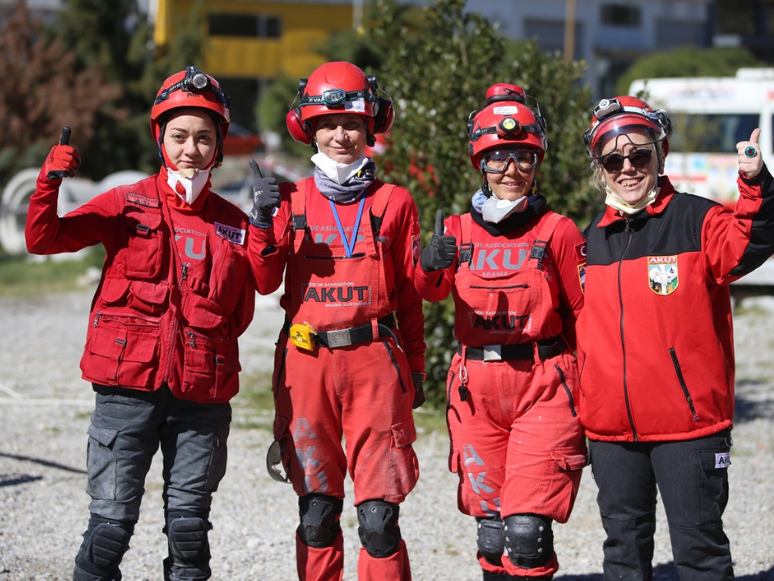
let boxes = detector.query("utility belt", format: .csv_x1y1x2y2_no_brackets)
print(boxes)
458,335,567,362
282,315,397,350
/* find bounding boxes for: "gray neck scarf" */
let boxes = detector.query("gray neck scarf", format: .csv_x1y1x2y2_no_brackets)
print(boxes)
313,161,376,204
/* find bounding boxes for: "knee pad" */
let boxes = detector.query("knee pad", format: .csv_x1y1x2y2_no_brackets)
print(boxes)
74,518,134,578
503,514,554,569
357,500,401,558
166,515,212,566
297,494,343,548
476,516,505,566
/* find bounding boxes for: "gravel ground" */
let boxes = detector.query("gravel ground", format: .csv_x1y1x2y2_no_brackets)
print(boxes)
1,285,773,580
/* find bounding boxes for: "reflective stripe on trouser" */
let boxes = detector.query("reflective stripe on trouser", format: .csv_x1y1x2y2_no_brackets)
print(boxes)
589,431,733,581
273,336,419,581
446,352,586,577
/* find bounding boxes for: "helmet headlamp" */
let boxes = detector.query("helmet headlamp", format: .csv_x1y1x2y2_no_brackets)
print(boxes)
593,98,623,122
153,66,228,108
322,88,347,107
188,69,210,91
497,117,521,137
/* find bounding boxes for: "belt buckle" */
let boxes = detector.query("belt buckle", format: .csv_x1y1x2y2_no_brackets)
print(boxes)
326,328,352,348
483,345,502,361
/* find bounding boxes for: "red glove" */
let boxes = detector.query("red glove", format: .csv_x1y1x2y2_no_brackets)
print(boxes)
43,127,80,180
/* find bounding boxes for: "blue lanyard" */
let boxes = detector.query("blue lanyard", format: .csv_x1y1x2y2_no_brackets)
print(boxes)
329,196,365,258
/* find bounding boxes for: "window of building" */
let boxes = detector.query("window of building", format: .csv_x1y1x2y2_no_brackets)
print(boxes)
524,19,584,60
208,14,281,38
600,4,641,27
656,19,708,49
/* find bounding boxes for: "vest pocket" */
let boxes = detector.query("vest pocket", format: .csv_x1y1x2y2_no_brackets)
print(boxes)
81,321,160,389
118,211,164,279
181,329,241,400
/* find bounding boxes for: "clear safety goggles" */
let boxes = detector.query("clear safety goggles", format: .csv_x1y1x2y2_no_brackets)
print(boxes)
481,149,538,173
266,440,290,484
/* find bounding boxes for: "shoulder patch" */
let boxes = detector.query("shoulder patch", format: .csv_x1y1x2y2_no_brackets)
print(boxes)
215,222,246,245
126,192,159,208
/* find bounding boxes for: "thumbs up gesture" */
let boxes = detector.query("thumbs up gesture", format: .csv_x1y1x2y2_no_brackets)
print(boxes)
248,159,280,228
420,209,458,272
737,128,763,180
44,127,81,180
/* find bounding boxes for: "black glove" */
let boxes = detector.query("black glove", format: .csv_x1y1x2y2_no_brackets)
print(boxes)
420,209,457,271
412,372,426,409
249,159,280,228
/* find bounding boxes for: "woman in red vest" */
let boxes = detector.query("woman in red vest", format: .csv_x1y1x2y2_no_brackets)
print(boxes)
414,84,587,580
248,61,426,581
25,67,257,580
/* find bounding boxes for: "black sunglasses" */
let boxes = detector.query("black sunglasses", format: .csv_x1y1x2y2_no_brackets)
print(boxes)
599,149,653,172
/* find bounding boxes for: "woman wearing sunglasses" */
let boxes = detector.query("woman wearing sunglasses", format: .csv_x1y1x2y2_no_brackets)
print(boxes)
415,84,587,580
577,95,774,580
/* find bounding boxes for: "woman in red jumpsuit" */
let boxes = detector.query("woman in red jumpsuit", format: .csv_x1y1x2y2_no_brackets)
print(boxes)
247,61,426,581
25,67,256,580
414,84,587,581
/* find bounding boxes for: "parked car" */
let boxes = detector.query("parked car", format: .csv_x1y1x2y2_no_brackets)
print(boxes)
223,122,264,155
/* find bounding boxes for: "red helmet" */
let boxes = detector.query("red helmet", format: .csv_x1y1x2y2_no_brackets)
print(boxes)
467,84,548,170
285,61,394,147
150,66,230,146
584,96,672,158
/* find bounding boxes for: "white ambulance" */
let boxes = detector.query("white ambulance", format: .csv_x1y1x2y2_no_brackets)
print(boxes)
628,68,774,294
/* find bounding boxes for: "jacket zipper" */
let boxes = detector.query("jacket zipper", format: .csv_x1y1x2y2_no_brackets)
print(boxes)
383,342,407,393
554,364,577,417
619,219,639,441
469,284,529,290
92,312,160,327
669,348,701,421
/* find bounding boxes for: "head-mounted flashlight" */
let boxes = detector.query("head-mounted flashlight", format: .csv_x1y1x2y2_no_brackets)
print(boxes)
497,117,521,138
593,98,623,122
186,67,210,91
322,88,347,107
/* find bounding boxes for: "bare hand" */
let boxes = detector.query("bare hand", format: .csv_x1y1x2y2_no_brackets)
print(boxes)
737,128,763,180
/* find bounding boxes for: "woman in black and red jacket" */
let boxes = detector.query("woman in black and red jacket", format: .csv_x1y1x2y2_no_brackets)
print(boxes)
577,95,774,581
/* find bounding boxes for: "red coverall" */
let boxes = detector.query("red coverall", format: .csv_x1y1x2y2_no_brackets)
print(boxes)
249,177,425,581
415,206,587,578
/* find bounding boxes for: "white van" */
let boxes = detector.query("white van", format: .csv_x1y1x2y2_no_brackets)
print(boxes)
629,68,774,204
628,69,774,294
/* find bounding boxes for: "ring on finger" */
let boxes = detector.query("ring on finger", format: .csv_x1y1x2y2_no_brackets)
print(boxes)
744,145,757,158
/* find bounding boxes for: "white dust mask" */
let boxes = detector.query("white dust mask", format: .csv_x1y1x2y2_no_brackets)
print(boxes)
481,194,529,223
167,167,211,205
604,186,659,215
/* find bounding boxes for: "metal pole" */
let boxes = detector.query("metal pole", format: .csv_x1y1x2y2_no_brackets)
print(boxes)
353,0,363,31
564,0,577,63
